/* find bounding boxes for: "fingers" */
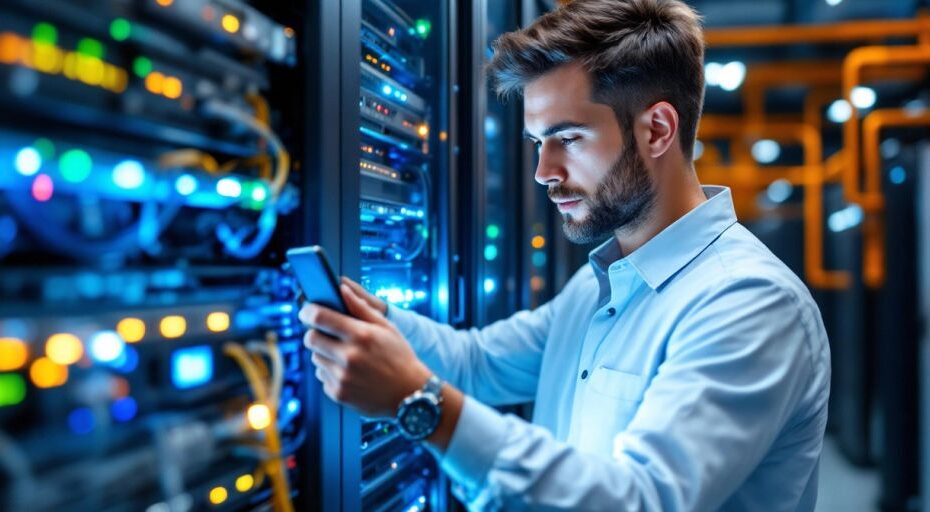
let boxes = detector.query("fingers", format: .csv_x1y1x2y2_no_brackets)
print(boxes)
341,277,386,315
340,276,367,297
299,302,366,339
312,351,349,403
341,284,388,326
304,328,347,366
311,351,343,381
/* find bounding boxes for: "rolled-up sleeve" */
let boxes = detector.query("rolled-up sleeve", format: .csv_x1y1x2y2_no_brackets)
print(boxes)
434,277,827,511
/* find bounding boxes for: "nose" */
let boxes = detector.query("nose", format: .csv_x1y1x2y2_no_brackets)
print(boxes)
534,141,567,186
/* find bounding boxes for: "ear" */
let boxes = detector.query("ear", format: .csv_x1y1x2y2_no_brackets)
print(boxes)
635,101,679,159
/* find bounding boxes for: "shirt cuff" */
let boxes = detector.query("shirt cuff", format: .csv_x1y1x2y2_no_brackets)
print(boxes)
440,395,510,489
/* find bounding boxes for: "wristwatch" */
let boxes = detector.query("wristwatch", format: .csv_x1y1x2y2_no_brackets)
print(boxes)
395,374,443,441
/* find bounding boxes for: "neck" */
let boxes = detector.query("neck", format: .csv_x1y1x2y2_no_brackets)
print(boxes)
614,164,706,255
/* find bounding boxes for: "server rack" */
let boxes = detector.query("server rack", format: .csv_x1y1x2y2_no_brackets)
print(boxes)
309,0,464,510
0,1,317,511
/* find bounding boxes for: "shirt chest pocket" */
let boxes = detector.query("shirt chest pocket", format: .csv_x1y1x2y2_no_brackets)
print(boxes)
575,367,648,455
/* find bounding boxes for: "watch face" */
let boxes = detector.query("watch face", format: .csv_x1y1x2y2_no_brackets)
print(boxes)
400,398,439,439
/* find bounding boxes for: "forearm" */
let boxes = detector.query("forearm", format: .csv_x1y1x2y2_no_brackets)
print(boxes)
388,305,548,404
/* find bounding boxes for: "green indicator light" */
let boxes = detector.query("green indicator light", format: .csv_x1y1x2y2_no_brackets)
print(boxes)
33,138,55,160
484,244,498,261
32,22,57,45
110,18,132,42
59,149,93,183
0,374,26,407
251,183,268,202
486,224,500,239
132,56,153,78
415,19,431,38
77,38,105,59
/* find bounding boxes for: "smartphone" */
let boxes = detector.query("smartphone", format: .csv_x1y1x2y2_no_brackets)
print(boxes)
286,245,348,315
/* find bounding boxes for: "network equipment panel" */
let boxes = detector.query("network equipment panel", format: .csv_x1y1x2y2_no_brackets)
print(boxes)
356,0,444,510
0,1,309,511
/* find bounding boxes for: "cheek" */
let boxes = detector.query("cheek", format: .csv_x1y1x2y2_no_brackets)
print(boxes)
568,146,617,192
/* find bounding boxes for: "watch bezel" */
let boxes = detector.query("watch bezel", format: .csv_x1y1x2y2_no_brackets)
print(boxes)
396,389,442,441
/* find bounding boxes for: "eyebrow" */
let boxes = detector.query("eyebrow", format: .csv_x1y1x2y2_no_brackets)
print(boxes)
522,121,591,140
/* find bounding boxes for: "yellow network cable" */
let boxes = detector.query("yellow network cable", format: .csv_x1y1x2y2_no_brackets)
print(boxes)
247,94,270,127
157,149,220,174
219,155,274,182
202,99,290,200
223,335,294,512
223,343,268,401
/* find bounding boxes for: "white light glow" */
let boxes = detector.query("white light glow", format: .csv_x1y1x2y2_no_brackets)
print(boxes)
766,179,794,203
751,139,781,164
89,331,126,364
112,160,145,190
828,205,864,233
850,86,876,109
719,61,746,92
216,177,242,198
704,62,723,87
827,99,852,123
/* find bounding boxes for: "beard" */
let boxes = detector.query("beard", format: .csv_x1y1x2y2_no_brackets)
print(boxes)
548,136,656,245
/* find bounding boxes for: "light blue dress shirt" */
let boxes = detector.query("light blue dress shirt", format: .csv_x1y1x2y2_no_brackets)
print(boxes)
388,186,831,511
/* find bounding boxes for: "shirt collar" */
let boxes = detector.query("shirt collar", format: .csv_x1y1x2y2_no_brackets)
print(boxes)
588,186,738,291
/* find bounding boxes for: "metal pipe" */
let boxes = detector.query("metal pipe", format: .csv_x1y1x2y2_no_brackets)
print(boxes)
705,16,930,48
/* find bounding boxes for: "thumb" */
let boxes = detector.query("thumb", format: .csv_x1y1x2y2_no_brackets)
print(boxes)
341,283,389,326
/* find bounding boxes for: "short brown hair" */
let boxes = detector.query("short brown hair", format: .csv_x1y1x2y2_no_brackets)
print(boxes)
488,0,705,158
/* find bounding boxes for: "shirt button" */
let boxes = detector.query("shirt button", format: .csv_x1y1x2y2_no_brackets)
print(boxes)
606,307,616,316
581,370,589,380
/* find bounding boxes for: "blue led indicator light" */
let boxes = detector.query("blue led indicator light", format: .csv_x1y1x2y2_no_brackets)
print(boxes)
111,396,138,422
68,407,95,435
171,345,214,389
175,174,198,196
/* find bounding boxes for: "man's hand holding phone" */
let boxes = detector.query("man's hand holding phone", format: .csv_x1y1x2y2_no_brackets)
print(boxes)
299,279,428,418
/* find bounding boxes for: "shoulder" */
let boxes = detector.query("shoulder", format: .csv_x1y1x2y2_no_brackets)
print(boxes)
678,222,816,311
669,222,829,371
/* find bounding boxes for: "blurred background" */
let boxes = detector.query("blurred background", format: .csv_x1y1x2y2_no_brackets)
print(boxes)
0,0,928,510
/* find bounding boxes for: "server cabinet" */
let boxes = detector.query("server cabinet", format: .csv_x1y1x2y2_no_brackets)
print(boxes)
0,1,317,511
309,0,464,510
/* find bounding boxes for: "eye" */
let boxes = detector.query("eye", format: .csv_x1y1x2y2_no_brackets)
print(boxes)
532,140,542,152
561,136,579,147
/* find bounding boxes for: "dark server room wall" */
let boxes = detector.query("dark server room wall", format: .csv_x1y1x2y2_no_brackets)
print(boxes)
0,1,314,511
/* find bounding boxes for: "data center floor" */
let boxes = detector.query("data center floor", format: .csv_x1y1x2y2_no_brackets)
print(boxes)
816,436,880,512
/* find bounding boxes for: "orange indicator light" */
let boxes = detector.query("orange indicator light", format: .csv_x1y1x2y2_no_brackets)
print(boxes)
30,357,68,388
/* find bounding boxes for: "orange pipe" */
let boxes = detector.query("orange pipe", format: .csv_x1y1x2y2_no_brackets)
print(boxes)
706,17,930,47
857,108,930,287
802,89,852,289
862,108,930,200
842,44,930,211
697,114,850,288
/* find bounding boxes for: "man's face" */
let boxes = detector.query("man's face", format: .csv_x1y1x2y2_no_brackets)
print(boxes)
523,63,656,244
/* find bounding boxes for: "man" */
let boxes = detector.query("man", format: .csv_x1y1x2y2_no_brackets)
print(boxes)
300,0,831,509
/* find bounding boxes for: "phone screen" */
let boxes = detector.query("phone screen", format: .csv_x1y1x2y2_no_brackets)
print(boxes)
286,246,348,315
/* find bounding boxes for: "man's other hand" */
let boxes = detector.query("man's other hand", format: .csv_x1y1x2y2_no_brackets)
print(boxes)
300,282,429,417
